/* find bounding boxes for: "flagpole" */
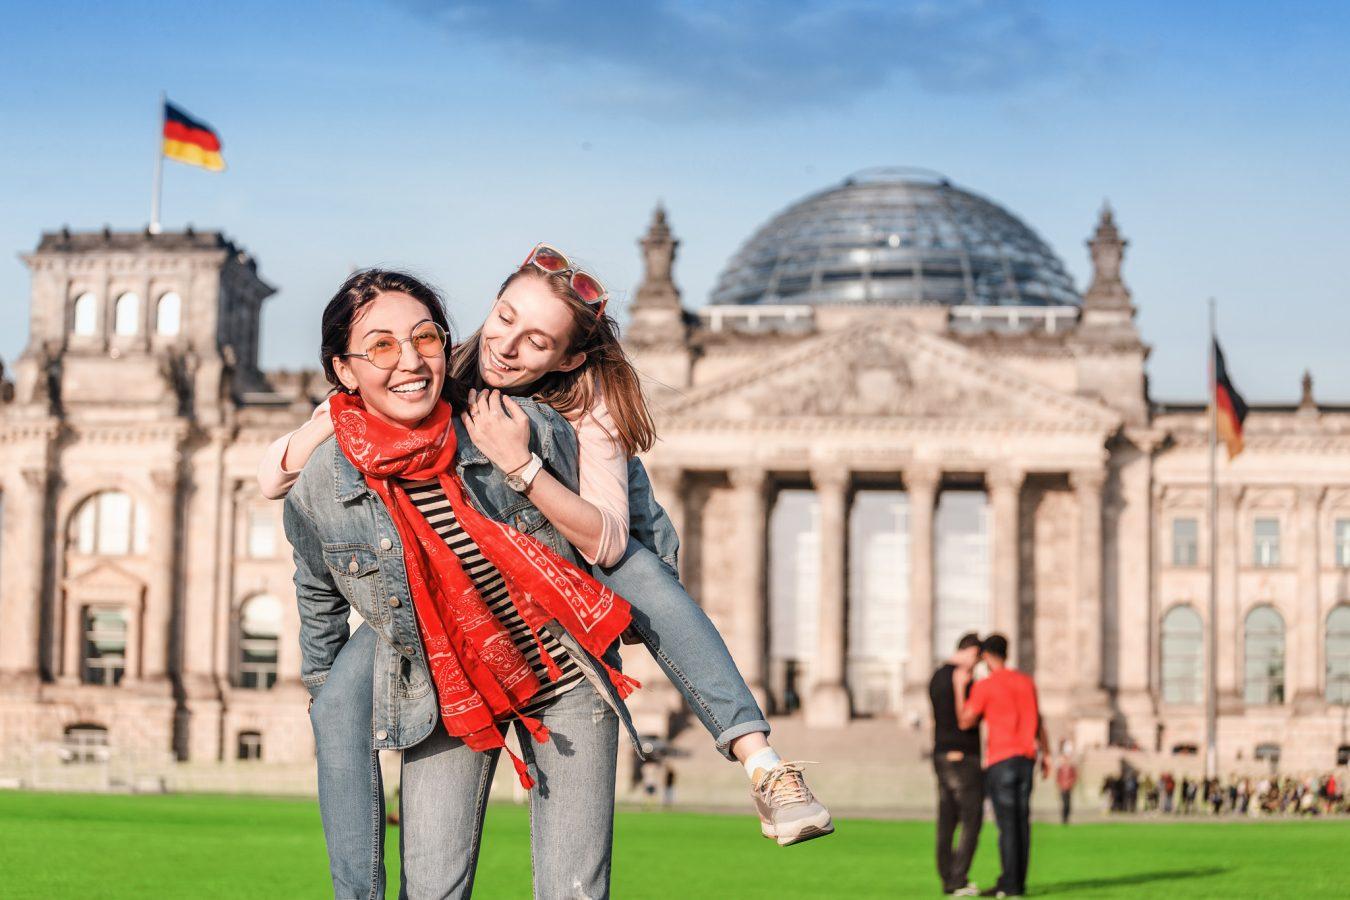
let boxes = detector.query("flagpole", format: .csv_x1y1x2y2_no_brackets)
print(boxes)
149,91,165,234
1206,297,1218,782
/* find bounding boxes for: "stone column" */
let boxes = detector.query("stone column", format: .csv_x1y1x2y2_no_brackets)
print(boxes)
806,464,851,727
905,464,940,702
1294,486,1324,705
0,468,49,689
648,465,686,578
1215,485,1242,702
729,466,769,706
988,466,1024,663
1071,468,1108,709
141,469,179,687
62,590,85,685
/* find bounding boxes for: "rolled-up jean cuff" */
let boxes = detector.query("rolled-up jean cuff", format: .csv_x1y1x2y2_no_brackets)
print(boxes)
714,719,772,760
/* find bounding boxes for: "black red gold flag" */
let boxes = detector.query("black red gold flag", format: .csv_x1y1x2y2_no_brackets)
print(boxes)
163,101,225,172
1213,339,1248,459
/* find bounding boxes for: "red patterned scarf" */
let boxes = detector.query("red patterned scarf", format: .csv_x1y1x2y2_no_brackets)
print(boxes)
328,392,637,787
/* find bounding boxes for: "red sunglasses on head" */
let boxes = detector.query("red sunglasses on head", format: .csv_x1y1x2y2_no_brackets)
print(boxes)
520,244,609,318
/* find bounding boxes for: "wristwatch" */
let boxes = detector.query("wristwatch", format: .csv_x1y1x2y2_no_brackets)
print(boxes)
505,453,544,493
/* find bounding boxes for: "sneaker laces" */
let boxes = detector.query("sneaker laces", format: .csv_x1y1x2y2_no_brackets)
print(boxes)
759,761,817,807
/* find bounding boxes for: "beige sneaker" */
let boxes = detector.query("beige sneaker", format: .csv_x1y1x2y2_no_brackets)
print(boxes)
751,761,834,846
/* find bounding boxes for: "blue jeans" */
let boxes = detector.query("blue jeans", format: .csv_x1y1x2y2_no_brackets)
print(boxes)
310,541,770,897
597,538,769,757
986,756,1036,896
309,623,385,900
399,682,619,899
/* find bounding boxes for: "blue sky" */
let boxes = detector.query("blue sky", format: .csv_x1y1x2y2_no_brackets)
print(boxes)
3,1,1349,401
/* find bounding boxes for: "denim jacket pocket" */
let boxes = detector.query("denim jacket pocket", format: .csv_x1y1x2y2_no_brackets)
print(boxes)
322,544,387,624
508,504,547,535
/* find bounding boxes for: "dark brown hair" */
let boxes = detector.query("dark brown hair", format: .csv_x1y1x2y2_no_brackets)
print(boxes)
450,268,657,457
320,269,464,407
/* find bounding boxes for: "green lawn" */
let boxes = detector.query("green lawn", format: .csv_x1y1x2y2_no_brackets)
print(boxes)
1,791,1347,898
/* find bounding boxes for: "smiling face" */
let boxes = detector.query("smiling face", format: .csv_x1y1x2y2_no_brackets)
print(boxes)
332,291,446,429
478,273,586,392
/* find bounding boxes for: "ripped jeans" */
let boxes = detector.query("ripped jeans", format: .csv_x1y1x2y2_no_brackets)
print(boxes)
400,682,618,899
308,539,769,897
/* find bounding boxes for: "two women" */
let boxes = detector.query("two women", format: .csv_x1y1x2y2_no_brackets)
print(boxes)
274,249,826,895
288,269,646,897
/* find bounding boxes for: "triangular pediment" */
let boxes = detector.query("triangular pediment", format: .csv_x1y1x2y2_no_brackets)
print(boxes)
64,560,146,601
665,320,1121,429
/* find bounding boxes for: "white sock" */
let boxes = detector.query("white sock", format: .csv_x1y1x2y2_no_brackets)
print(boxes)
744,747,782,779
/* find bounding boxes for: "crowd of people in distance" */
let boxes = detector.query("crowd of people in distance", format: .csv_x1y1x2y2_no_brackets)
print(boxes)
1098,768,1349,816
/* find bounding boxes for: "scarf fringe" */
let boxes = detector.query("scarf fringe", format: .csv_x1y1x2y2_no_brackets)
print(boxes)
531,627,565,682
603,662,642,699
516,713,552,744
506,746,535,790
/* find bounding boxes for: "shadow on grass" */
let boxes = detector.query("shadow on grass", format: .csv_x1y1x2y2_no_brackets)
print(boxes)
1033,866,1229,895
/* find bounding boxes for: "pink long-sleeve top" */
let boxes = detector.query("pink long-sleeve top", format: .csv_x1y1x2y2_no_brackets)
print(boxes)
256,395,631,567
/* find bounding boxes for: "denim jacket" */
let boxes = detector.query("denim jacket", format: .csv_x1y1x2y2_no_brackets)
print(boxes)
283,397,667,753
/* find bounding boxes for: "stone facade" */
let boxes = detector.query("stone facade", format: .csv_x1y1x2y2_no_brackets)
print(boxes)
1,190,1347,774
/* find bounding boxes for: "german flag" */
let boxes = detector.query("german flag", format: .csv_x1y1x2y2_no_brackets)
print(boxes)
163,101,225,172
1213,338,1248,459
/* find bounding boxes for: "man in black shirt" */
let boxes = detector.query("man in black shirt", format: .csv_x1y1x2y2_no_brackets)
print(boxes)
929,633,984,896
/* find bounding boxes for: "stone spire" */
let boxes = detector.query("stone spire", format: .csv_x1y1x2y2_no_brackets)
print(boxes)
1084,202,1131,310
635,204,682,310
628,204,689,346
1070,202,1147,424
1075,202,1141,345
1299,370,1318,415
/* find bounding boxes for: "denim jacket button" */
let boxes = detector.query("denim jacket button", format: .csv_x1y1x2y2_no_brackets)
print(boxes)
347,558,359,574
375,729,388,741
387,596,401,608
380,538,393,550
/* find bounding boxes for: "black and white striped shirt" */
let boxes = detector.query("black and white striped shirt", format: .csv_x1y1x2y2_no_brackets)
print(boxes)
402,479,583,715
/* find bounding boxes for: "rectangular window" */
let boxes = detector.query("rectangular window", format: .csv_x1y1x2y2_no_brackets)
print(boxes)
1172,517,1199,567
1336,519,1350,568
247,507,276,559
237,731,263,762
1254,518,1280,567
83,607,127,686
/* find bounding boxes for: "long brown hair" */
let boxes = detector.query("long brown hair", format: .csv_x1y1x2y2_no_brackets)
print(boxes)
450,269,656,457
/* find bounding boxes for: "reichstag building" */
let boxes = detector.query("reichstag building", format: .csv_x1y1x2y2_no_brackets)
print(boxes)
1,169,1347,775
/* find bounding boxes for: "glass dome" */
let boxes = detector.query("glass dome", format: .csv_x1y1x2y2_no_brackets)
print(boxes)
710,168,1080,308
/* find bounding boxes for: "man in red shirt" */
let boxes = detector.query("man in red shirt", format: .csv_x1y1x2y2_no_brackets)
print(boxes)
957,634,1050,898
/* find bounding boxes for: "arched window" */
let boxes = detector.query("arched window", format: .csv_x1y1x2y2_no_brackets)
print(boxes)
82,608,127,686
63,723,110,763
73,292,98,336
156,292,182,336
1243,605,1285,704
1327,606,1350,704
237,594,281,690
71,491,148,556
114,292,141,336
1161,605,1203,705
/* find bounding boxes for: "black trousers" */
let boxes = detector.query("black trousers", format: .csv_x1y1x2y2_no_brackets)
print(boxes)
987,756,1036,896
934,754,984,892
1060,789,1072,824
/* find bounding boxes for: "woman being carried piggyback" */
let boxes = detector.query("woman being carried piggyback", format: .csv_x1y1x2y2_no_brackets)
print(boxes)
262,246,833,884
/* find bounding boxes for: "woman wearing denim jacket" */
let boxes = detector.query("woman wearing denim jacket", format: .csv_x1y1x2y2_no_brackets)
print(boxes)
285,269,646,898
271,251,833,894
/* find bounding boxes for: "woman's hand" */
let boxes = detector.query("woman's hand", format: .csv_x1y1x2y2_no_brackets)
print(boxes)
461,388,532,474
